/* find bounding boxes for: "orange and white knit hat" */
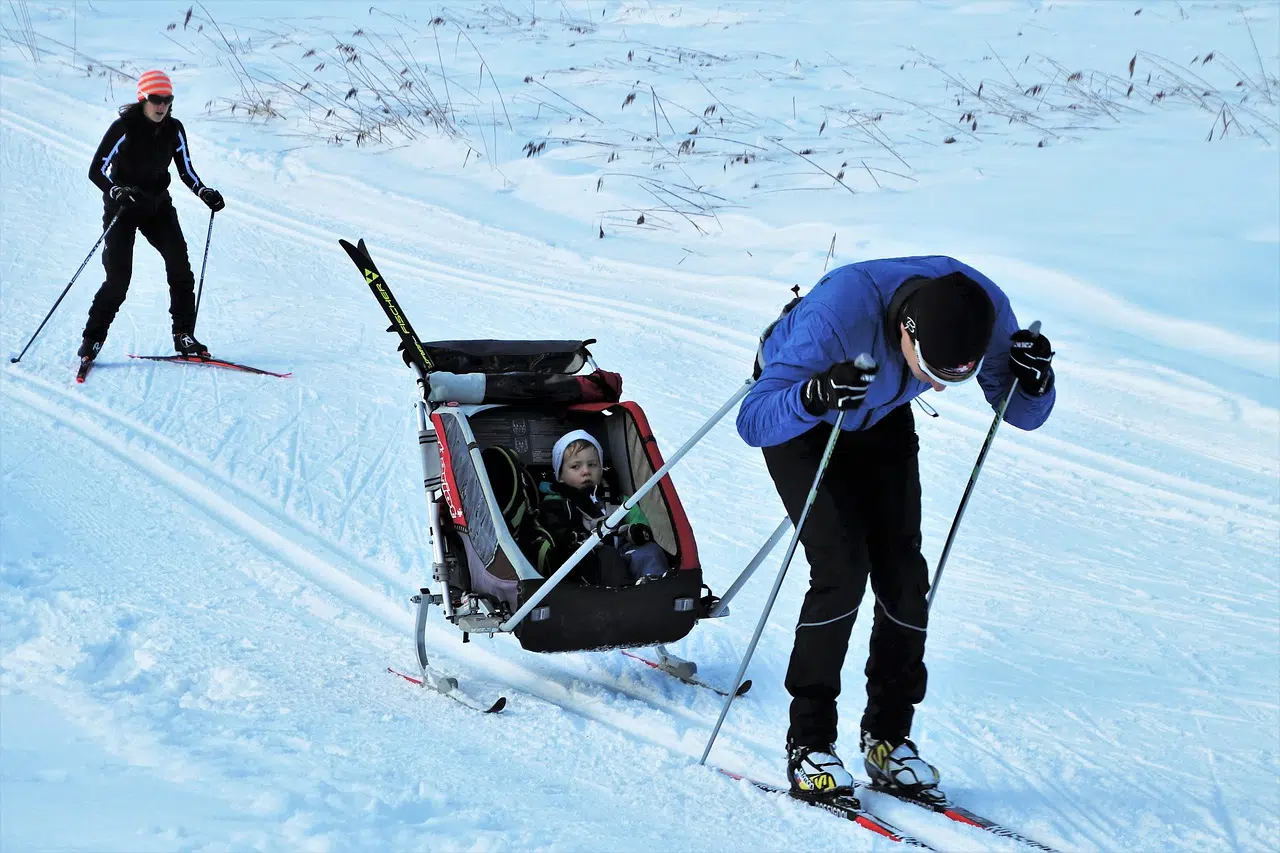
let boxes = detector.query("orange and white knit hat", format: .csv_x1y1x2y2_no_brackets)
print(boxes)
136,70,173,100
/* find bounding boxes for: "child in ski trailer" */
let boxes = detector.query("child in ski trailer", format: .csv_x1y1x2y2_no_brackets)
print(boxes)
78,69,226,367
737,257,1056,799
538,429,670,586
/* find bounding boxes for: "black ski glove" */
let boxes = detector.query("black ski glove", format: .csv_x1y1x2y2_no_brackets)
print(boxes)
617,523,654,547
801,354,878,416
199,187,225,212
109,185,140,207
1009,329,1055,396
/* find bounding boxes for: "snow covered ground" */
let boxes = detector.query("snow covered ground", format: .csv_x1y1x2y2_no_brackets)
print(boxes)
2,1,1277,850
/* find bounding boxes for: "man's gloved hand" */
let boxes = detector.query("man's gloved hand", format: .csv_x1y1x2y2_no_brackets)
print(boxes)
1009,329,1055,396
109,185,140,207
801,354,878,415
198,187,225,212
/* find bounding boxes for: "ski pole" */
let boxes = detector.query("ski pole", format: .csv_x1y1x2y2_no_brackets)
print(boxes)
192,210,215,330
927,320,1042,612
10,211,122,364
700,404,852,766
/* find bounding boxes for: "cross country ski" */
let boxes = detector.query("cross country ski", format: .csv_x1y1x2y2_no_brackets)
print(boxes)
715,768,935,848
862,783,1062,853
128,353,292,378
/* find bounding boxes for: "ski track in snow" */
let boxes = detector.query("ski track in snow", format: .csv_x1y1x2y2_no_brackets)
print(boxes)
3,6,1279,849
6,352,1273,853
4,111,1276,853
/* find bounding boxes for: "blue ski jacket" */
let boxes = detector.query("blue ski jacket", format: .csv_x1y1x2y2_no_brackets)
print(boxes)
737,256,1056,448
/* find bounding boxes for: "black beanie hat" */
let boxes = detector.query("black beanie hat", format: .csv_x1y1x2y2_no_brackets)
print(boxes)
905,272,996,369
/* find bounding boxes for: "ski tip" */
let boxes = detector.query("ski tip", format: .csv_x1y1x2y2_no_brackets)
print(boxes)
735,679,753,697
387,666,424,687
485,696,508,714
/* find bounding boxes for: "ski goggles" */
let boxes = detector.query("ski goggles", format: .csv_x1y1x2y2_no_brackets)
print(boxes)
913,336,983,386
146,94,174,105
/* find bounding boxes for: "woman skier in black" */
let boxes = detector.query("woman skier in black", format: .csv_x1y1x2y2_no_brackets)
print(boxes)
78,69,225,367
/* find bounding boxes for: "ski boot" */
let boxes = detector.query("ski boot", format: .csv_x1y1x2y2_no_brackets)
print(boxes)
787,741,856,799
76,337,102,382
173,331,210,358
77,338,102,361
861,732,944,804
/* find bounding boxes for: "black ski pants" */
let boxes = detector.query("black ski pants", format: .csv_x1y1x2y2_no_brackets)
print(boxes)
83,198,196,344
763,403,929,750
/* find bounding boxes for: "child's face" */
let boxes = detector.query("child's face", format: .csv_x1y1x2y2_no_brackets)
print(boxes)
559,445,603,489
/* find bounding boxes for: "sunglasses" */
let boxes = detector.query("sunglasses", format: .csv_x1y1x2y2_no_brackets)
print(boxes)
146,94,174,105
910,331,983,386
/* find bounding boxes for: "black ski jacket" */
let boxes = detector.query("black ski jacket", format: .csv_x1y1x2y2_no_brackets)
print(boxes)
88,107,206,204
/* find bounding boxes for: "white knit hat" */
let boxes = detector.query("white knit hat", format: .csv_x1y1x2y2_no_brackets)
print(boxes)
552,429,603,477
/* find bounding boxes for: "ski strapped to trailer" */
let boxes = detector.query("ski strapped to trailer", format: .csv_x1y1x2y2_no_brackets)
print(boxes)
863,784,1062,853
716,768,935,849
621,650,751,698
128,354,292,378
338,238,434,374
387,667,507,714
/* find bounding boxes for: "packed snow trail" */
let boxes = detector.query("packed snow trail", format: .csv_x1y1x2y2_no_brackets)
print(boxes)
3,2,1278,850
2,369,1028,852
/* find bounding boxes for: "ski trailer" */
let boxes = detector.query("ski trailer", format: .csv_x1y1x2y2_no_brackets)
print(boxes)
339,237,754,698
